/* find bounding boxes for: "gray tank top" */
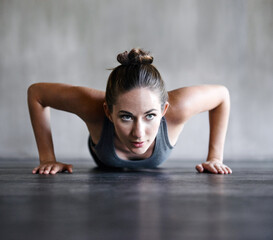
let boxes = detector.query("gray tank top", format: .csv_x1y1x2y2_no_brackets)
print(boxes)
88,116,173,168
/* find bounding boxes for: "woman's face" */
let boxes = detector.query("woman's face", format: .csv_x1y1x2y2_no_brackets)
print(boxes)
105,88,168,155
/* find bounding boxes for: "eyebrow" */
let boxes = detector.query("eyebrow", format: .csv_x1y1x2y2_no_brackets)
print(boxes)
118,109,158,115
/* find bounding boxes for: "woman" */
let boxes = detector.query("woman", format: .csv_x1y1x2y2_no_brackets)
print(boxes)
28,48,232,175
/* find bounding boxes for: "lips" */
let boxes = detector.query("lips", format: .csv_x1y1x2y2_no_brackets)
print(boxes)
131,141,144,148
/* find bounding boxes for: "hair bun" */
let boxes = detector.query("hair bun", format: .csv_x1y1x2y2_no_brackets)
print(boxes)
117,48,153,65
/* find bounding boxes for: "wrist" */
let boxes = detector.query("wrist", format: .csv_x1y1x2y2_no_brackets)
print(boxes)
206,157,223,163
39,155,56,164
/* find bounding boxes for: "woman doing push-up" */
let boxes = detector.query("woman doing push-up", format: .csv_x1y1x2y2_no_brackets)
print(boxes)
28,48,232,175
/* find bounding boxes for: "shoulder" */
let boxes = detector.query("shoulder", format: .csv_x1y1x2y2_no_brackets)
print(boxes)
69,85,106,123
164,85,229,145
165,85,229,125
165,86,195,126
28,82,107,144
28,82,106,123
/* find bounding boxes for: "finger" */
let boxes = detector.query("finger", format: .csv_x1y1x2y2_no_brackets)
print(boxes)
66,164,73,173
216,165,225,174
44,165,53,175
219,166,226,174
222,167,228,174
39,166,46,174
50,165,60,175
225,166,232,174
216,164,228,174
223,166,230,174
204,163,218,174
195,164,204,173
221,166,228,174
61,164,73,173
221,165,231,174
32,167,39,174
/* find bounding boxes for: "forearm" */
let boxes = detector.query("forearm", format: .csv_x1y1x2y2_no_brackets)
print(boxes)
28,86,56,163
207,88,230,162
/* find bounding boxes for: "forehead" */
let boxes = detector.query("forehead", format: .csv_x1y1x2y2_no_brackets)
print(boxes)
114,88,161,113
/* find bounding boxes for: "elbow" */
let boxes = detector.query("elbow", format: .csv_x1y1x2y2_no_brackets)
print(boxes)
27,83,42,104
27,84,35,101
27,83,37,97
216,86,230,115
222,85,230,97
221,86,230,107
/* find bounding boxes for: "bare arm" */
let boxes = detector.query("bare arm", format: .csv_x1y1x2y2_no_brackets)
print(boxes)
166,85,232,174
27,82,105,174
206,87,230,163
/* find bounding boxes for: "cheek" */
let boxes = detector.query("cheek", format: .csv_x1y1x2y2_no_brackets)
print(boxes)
146,120,161,137
114,122,131,138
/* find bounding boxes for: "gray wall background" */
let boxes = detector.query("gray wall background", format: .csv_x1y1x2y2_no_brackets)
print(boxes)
0,0,272,161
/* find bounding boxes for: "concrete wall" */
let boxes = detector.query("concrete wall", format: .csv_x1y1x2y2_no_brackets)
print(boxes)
0,0,272,161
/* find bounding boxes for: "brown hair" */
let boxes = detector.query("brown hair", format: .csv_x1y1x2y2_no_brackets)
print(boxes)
105,48,168,112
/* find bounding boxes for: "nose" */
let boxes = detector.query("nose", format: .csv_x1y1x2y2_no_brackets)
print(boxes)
131,119,145,139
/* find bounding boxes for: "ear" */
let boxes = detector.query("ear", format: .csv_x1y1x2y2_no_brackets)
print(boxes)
103,102,113,122
162,102,169,117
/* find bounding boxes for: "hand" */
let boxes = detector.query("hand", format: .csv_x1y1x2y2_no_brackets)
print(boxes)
32,162,73,175
195,159,232,174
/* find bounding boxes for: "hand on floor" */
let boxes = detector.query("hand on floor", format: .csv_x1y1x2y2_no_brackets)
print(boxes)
195,159,232,174
32,162,73,175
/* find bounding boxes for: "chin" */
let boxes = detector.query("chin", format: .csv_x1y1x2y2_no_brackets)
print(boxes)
131,149,146,155
129,145,149,155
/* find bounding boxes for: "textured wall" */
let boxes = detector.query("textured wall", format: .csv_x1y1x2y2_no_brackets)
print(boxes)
0,0,272,161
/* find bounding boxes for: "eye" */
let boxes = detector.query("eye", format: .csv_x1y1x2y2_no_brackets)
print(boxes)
146,114,156,120
120,115,133,121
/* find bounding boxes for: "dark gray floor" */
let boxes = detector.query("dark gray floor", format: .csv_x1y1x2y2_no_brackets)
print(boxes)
0,158,273,240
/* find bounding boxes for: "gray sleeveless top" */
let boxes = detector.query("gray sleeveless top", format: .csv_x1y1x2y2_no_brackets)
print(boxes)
88,116,173,169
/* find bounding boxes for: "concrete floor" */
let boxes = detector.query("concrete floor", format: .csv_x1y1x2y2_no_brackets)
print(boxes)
0,158,273,240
